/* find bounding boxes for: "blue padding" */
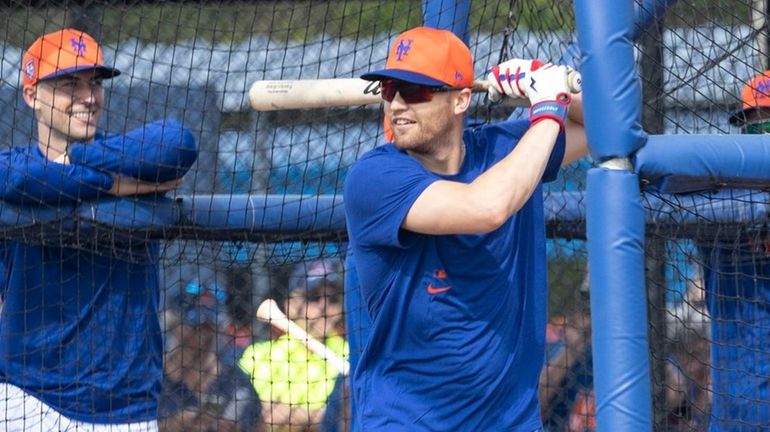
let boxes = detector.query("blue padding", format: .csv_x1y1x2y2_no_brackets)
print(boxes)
560,0,678,70
587,169,652,432
574,0,646,160
422,0,470,43
77,196,180,229
181,194,345,233
0,191,768,236
635,134,770,193
0,204,72,226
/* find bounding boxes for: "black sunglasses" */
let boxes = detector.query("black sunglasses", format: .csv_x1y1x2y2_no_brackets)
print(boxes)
380,79,465,104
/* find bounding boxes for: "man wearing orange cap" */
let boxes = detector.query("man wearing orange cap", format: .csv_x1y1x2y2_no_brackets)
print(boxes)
728,70,770,128
699,70,770,431
0,29,197,431
343,26,588,431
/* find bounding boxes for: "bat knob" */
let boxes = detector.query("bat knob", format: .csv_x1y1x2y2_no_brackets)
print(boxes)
256,298,281,322
568,71,582,94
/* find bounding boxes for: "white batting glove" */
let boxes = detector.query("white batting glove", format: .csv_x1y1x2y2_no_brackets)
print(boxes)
486,58,545,102
524,64,572,129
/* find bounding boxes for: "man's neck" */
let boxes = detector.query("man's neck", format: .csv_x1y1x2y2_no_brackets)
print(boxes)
408,138,465,175
37,125,69,161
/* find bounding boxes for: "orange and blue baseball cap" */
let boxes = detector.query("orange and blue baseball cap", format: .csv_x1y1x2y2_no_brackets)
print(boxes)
729,70,770,126
22,28,121,88
361,26,473,88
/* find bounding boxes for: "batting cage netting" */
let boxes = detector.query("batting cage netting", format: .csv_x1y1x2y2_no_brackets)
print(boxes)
0,0,768,431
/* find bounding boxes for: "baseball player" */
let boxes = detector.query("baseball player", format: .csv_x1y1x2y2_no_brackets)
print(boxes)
702,69,770,431
343,26,588,431
0,28,197,431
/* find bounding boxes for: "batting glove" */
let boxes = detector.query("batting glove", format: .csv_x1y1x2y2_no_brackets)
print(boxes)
524,64,572,130
486,58,545,102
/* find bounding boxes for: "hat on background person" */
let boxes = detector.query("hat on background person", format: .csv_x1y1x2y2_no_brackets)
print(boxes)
22,28,121,88
288,260,341,293
174,280,223,327
360,26,473,88
729,70,770,126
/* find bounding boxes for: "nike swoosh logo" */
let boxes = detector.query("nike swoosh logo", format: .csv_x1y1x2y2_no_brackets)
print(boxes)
427,284,451,294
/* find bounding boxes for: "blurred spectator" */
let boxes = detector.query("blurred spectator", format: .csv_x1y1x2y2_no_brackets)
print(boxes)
159,281,263,432
240,260,348,432
541,275,710,432
665,270,712,430
541,275,593,432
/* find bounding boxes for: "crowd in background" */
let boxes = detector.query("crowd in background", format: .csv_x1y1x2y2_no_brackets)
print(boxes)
540,270,712,432
157,258,718,432
159,259,347,432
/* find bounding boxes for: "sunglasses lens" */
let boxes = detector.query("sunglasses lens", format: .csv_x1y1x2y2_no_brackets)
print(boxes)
380,81,434,104
743,121,770,134
381,82,397,102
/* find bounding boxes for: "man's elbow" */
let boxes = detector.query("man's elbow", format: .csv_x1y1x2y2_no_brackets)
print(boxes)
153,120,199,181
474,202,514,232
176,127,199,172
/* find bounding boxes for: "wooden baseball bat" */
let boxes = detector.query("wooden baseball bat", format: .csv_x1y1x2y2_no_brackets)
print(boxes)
256,298,350,376
248,72,582,111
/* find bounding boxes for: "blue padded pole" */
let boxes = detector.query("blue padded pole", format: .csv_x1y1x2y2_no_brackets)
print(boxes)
574,0,645,160
575,0,653,430
561,0,679,68
422,0,471,43
586,170,652,431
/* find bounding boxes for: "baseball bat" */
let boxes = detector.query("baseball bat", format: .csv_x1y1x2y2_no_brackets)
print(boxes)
256,298,350,376
249,71,582,112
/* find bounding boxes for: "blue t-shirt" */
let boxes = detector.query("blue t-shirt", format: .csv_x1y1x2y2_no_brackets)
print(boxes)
344,119,565,431
702,242,770,432
0,120,197,423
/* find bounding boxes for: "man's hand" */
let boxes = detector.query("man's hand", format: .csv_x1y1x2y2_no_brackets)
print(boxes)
524,65,572,129
107,175,182,196
486,58,545,102
523,64,572,105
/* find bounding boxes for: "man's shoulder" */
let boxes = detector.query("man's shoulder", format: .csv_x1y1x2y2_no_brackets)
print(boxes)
0,144,37,156
347,143,417,181
357,143,399,161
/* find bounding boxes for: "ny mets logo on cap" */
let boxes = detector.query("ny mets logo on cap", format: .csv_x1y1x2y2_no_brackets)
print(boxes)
70,36,87,57
395,38,412,61
753,77,770,99
24,59,35,81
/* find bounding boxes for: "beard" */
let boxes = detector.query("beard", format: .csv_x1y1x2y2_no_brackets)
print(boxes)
392,112,455,155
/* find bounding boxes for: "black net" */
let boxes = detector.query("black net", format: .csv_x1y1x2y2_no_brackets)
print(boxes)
0,1,767,431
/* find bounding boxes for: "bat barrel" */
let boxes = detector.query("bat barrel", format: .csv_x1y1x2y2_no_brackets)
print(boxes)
249,71,581,112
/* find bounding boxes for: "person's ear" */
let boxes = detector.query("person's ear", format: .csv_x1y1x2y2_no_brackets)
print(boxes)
454,88,472,115
22,85,37,110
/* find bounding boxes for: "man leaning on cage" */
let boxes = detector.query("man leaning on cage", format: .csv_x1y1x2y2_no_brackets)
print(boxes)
0,29,197,431
697,69,770,432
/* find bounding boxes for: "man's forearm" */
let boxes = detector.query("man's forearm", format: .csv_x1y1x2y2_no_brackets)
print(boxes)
68,119,198,182
0,151,113,204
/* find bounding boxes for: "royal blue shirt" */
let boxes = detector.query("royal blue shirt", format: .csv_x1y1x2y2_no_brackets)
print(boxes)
702,241,770,431
344,119,565,431
0,119,197,423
